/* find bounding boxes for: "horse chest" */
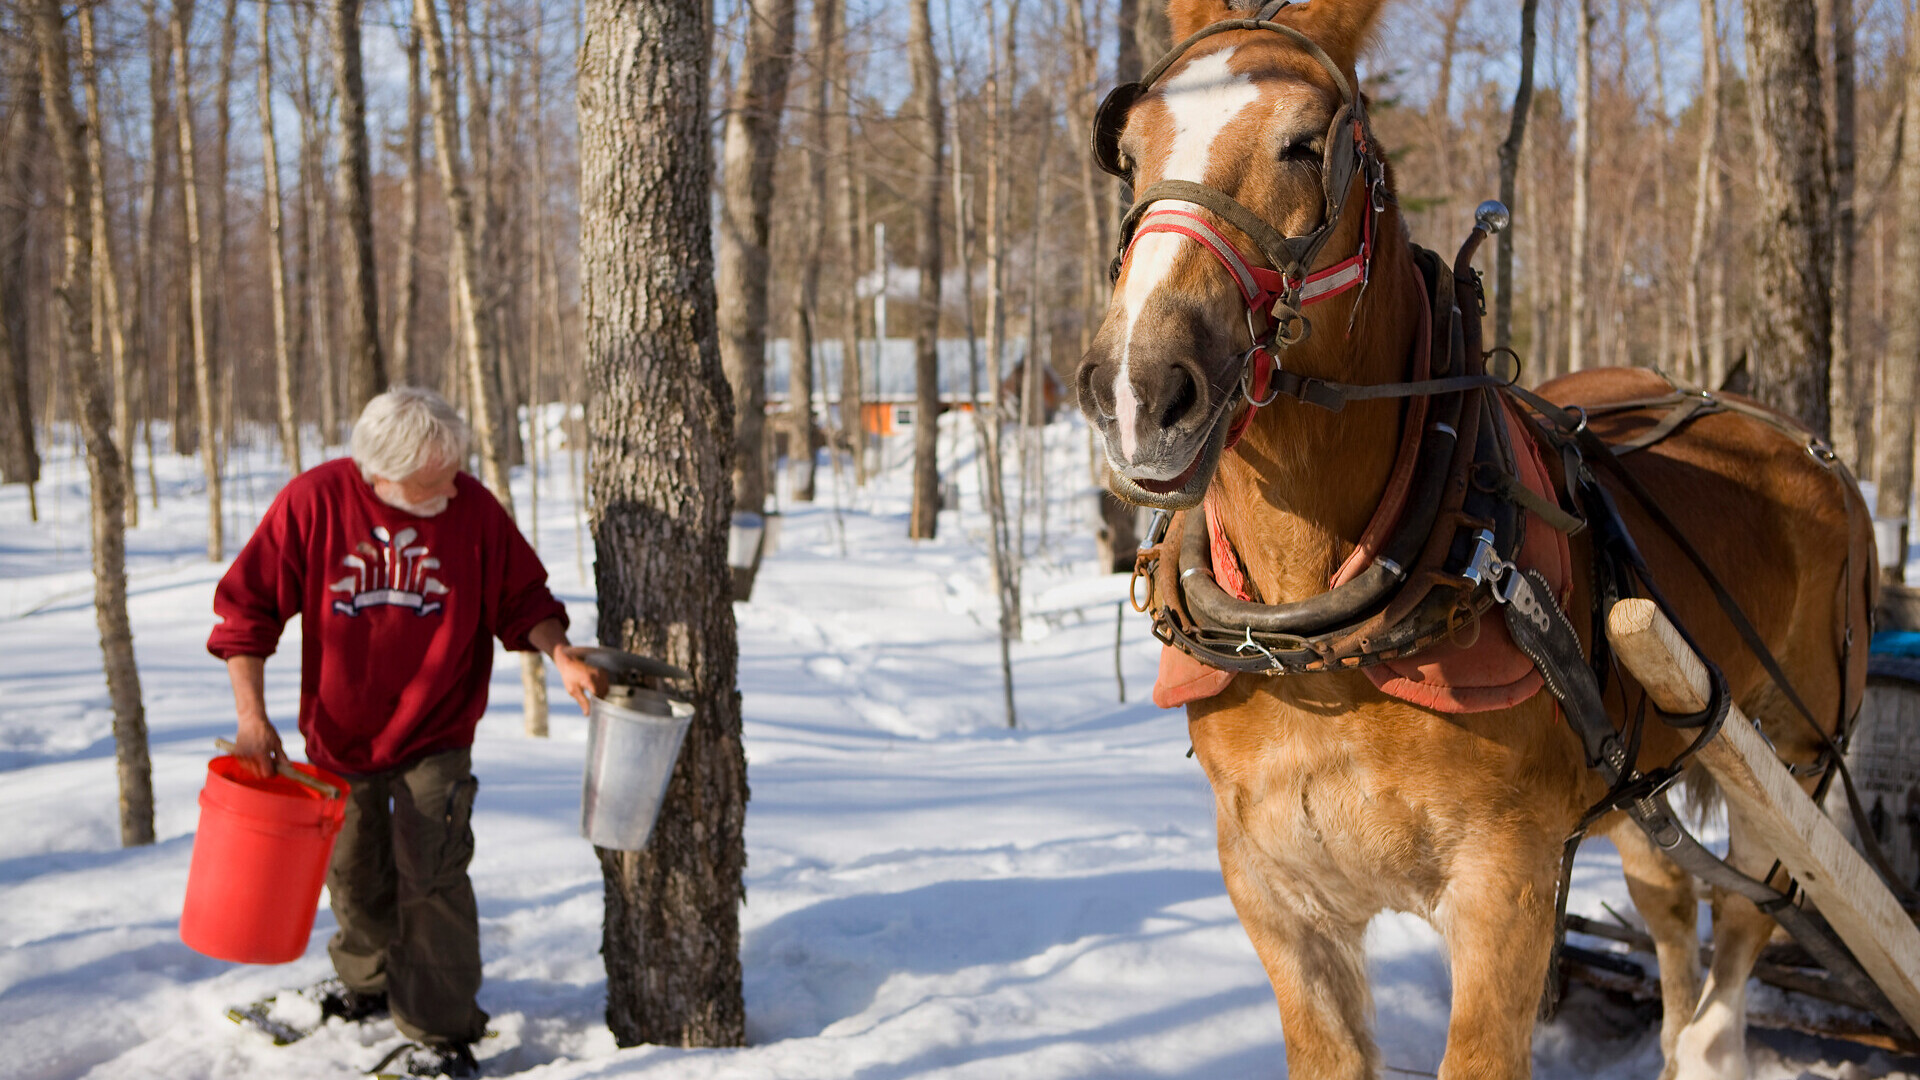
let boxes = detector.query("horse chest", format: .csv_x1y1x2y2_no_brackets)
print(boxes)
1198,726,1457,910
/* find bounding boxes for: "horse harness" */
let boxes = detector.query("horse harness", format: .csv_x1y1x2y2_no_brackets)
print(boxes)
1108,2,1908,1035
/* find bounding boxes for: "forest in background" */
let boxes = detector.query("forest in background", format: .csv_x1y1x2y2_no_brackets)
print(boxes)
1,0,1916,540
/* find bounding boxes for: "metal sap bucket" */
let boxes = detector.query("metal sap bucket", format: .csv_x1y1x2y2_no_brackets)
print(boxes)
582,687,694,851
574,647,696,852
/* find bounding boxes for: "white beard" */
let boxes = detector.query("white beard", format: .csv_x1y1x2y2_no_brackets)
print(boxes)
374,489,450,517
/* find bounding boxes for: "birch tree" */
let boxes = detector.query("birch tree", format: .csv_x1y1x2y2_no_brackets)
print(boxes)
1880,3,1920,584
259,0,302,474
32,0,154,847
1567,0,1593,373
413,0,547,736
80,5,134,524
170,0,224,559
392,21,424,387
1687,0,1726,387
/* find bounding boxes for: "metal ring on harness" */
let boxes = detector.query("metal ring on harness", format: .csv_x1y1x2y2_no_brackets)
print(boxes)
1482,346,1524,386
1241,348,1282,408
1130,564,1155,613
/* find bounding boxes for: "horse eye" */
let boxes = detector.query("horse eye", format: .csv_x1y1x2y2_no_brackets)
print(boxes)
1280,136,1325,165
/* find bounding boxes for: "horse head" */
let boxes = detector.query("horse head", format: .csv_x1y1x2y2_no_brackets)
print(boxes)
1075,0,1394,510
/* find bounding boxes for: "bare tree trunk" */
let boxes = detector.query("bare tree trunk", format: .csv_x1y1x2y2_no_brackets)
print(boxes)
259,1,301,474
716,0,798,546
984,0,1021,725
171,0,224,560
1880,4,1920,584
956,21,1019,729
1567,0,1593,373
907,0,943,540
1827,0,1867,472
579,0,746,1047
140,0,179,468
33,0,154,847
392,21,424,386
790,0,834,505
1061,0,1106,353
1687,0,1723,386
211,0,235,464
1427,0,1469,229
832,0,864,484
0,45,42,503
1494,0,1538,354
414,0,544,735
131,1,169,509
447,0,520,471
1746,0,1834,436
1642,0,1673,371
79,6,134,525
334,0,387,413
293,1,338,442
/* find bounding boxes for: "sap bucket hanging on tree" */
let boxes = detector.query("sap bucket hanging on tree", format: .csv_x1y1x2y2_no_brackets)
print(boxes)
576,647,695,851
180,751,349,964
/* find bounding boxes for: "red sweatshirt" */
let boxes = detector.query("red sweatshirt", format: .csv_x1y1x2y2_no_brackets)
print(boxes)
208,458,567,776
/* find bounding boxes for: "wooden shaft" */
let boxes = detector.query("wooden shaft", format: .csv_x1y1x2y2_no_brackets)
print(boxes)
1606,598,1920,1031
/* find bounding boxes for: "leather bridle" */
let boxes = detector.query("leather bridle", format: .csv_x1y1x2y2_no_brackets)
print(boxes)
1093,0,1385,369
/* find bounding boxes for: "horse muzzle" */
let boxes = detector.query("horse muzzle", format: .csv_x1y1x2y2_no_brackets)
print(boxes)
1079,353,1244,510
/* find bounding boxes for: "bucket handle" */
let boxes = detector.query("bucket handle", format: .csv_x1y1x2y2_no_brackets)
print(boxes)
213,739,342,800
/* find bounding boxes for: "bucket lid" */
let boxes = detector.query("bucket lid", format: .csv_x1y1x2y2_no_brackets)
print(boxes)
575,647,691,686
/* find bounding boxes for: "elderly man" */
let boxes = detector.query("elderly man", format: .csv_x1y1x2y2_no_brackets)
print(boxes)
209,387,605,1078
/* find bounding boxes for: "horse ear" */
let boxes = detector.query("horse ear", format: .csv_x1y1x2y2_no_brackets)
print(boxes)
1166,0,1234,42
1278,0,1389,74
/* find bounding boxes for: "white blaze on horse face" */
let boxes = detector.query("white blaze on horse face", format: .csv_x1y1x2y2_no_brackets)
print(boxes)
1113,48,1261,465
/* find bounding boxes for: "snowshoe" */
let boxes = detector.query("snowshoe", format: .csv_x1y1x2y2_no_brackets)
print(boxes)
227,978,389,1045
368,1040,479,1078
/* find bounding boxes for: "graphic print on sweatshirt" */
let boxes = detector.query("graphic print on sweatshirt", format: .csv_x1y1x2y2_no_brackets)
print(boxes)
329,525,449,617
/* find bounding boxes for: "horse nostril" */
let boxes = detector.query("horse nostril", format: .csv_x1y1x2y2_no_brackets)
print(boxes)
1160,366,1199,429
1078,363,1116,421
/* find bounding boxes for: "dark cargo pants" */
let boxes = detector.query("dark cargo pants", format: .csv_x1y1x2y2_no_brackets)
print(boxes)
327,746,489,1046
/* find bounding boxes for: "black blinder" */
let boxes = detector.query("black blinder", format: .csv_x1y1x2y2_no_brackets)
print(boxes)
1093,82,1146,180
1320,104,1359,217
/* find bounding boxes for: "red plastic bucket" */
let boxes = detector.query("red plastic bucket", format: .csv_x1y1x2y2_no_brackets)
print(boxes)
180,756,350,964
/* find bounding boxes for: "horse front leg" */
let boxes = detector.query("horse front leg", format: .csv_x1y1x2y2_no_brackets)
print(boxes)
1433,847,1561,1080
1217,828,1378,1080
1608,815,1701,1080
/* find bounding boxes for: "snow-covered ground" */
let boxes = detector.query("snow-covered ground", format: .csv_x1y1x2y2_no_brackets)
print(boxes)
1,413,1915,1079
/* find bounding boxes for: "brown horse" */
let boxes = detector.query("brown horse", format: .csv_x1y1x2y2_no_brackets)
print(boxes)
1074,2,1875,1078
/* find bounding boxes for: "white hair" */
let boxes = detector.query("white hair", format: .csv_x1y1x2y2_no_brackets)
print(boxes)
350,387,471,482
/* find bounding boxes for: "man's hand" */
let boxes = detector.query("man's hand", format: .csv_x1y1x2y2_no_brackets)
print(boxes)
551,645,610,715
528,618,609,714
233,716,286,779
